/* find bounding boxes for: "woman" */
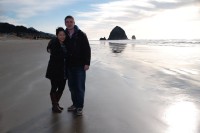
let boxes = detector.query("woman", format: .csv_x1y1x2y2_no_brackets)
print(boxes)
46,27,67,113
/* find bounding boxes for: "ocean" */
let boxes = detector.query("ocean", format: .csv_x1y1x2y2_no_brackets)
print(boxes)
89,39,200,132
89,39,200,97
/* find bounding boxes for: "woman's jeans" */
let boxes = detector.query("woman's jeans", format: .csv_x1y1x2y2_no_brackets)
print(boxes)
67,66,86,108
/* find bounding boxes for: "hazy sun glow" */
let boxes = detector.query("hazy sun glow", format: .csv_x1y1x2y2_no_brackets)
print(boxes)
125,5,200,39
165,101,199,133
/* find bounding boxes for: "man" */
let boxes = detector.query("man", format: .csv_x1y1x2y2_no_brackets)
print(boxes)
64,15,91,116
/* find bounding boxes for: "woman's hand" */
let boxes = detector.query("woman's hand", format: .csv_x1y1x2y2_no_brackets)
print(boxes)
84,65,89,71
47,49,51,53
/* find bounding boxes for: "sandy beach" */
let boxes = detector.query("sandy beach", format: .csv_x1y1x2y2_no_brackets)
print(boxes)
0,39,200,133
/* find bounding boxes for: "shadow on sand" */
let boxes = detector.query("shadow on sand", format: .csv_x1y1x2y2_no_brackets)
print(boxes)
7,110,86,133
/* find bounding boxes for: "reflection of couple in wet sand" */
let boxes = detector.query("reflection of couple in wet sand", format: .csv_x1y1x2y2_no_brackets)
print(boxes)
45,15,91,116
109,42,127,53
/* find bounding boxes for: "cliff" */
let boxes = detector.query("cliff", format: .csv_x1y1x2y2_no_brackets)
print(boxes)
0,22,55,39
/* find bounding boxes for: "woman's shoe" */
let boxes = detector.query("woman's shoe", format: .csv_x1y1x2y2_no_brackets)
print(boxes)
56,93,64,110
50,93,62,113
58,104,64,110
52,105,62,113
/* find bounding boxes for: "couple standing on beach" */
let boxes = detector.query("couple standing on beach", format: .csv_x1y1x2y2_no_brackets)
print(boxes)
45,15,91,116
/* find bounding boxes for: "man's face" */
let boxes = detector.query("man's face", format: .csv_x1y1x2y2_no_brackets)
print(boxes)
65,18,75,30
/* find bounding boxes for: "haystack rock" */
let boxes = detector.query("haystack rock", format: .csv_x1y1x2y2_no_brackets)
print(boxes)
108,26,128,40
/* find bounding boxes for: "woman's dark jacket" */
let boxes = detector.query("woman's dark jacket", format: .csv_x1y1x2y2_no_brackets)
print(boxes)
45,38,67,80
65,26,91,67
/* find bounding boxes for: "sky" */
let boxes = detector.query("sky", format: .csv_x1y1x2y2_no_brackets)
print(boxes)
0,0,200,40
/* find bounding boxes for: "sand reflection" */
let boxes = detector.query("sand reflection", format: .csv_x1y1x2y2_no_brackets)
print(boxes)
165,101,198,133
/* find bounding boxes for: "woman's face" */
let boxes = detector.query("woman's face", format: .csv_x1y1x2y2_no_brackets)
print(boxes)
57,31,66,43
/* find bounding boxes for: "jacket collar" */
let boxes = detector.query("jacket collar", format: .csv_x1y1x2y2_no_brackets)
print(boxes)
65,25,80,34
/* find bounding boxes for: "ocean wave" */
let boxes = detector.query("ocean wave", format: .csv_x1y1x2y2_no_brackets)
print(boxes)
90,39,200,47
140,39,200,47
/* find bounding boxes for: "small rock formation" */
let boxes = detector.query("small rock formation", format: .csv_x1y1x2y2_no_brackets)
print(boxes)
100,37,106,40
132,35,136,39
108,26,128,40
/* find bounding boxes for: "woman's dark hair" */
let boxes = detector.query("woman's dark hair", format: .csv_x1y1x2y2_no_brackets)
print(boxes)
56,27,65,35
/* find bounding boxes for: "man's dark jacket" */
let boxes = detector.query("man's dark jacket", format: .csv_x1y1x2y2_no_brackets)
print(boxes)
65,26,91,67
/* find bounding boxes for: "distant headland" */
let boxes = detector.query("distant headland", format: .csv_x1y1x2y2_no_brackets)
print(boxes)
0,22,55,39
100,26,136,40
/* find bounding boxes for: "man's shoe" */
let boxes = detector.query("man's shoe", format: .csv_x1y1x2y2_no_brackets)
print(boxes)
67,105,76,111
76,108,83,116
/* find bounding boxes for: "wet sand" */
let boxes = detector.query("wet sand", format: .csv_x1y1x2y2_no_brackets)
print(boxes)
0,39,200,133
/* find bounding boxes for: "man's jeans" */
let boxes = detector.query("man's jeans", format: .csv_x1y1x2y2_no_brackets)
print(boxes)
67,66,86,108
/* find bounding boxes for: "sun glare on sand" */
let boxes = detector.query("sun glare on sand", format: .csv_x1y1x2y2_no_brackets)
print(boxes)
165,101,199,133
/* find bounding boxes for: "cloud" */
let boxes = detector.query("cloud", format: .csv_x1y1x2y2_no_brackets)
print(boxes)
76,0,200,23
149,0,200,10
76,0,157,31
77,0,156,19
74,0,200,39
0,0,74,19
0,16,27,27
0,0,199,39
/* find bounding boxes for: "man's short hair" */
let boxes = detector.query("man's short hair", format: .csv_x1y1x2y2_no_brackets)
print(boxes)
65,15,74,21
